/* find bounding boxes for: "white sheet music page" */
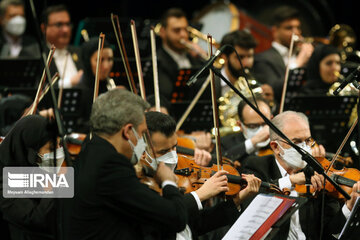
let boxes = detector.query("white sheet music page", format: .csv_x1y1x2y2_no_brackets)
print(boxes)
338,196,360,239
222,194,283,240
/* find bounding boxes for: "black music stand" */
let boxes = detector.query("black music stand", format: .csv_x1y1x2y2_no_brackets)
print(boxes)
170,68,195,102
285,95,358,153
284,67,307,105
172,100,214,133
0,58,42,89
337,197,360,240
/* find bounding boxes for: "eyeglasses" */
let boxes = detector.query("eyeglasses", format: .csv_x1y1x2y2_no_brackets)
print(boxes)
242,122,266,129
47,22,73,29
276,137,316,147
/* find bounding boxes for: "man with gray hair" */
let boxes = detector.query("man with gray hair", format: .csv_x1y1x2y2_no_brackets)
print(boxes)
68,89,188,240
243,110,360,239
0,0,39,58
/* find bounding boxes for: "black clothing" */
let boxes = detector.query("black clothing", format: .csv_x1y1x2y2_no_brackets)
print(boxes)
0,115,56,240
183,193,240,239
242,154,346,240
0,33,40,58
68,134,187,240
218,132,248,164
302,44,340,96
253,47,286,104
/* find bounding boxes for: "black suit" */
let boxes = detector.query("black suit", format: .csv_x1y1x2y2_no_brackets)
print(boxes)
145,46,221,102
253,47,285,104
218,132,248,164
0,33,41,58
183,193,240,239
242,154,346,240
67,134,187,240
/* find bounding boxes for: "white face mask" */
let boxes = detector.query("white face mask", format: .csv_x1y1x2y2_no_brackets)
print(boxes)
37,147,65,173
146,150,178,171
241,123,270,148
5,15,26,36
128,128,147,165
277,141,312,170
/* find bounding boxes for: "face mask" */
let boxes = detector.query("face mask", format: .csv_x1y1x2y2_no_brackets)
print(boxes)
277,141,312,170
5,15,26,37
128,128,147,165
37,147,65,173
146,150,178,171
241,123,270,148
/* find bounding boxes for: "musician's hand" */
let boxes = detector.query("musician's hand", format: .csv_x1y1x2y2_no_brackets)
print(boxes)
251,125,270,146
195,170,229,201
186,40,208,59
194,148,212,167
311,144,326,158
155,162,178,185
39,108,54,120
289,172,306,185
296,42,314,67
310,171,324,191
346,181,360,211
70,70,84,86
234,174,261,205
192,131,213,152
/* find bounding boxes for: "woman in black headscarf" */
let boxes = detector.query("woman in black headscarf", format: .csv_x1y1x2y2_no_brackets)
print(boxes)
74,38,115,132
0,115,62,240
302,44,341,95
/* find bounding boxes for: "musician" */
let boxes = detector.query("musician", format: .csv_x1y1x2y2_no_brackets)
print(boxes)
253,6,314,104
220,96,272,166
219,30,274,104
0,0,40,58
242,111,360,239
144,111,261,239
302,44,341,96
148,8,220,101
0,115,64,240
40,4,83,88
68,89,188,240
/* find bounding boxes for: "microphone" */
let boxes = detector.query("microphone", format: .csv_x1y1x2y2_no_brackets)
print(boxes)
333,66,360,95
187,44,229,86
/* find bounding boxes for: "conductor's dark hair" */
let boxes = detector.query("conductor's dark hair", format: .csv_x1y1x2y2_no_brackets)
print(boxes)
41,4,69,24
145,111,176,138
221,30,257,56
271,6,300,27
237,95,269,122
160,8,187,28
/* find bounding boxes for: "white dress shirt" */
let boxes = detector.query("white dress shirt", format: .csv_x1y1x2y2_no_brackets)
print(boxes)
53,48,78,88
1,33,22,57
163,44,191,69
272,42,298,69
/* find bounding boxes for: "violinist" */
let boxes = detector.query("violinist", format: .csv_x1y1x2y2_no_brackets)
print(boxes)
144,111,261,239
242,111,360,239
219,96,272,166
67,89,188,240
0,115,64,240
253,6,314,104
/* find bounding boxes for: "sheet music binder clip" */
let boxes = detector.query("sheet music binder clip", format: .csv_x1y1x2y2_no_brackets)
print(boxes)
337,197,360,240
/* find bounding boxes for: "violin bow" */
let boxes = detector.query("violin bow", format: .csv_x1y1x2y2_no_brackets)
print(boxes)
207,35,223,170
325,117,358,174
93,33,105,103
26,46,56,116
130,20,146,100
150,27,161,112
111,14,137,94
279,33,298,113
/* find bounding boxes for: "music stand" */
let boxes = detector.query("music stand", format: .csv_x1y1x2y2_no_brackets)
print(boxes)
169,68,196,102
284,67,307,106
284,96,358,153
337,197,360,240
0,58,41,89
172,100,214,133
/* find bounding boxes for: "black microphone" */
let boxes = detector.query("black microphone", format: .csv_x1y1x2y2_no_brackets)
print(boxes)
333,66,360,95
187,44,229,86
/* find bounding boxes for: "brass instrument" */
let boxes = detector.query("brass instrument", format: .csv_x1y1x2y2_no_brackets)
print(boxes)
328,71,359,96
218,69,263,136
329,24,359,63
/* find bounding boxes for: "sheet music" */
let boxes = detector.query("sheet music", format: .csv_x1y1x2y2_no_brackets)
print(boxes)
222,194,283,240
338,197,360,239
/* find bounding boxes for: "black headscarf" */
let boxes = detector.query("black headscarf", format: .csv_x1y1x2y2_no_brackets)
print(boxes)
0,115,54,167
303,44,340,95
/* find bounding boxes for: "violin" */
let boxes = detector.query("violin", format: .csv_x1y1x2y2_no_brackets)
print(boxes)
0,136,4,144
294,156,360,200
175,154,286,196
65,133,86,157
134,159,162,194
